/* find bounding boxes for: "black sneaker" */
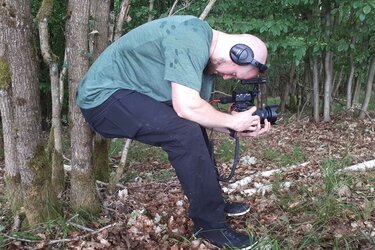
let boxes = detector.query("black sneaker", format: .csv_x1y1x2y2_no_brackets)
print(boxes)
224,202,250,217
194,226,258,249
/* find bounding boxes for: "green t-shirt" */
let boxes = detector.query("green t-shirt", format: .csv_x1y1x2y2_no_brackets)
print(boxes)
76,15,214,109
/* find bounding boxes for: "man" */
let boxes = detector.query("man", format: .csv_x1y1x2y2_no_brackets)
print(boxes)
76,15,270,249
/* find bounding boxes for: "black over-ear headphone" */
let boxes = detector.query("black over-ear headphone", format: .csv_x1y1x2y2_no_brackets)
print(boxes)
230,44,268,73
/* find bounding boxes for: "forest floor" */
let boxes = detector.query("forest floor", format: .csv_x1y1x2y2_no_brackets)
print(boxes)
1,110,375,249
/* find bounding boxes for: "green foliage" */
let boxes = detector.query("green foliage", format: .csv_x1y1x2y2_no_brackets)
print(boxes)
0,235,5,249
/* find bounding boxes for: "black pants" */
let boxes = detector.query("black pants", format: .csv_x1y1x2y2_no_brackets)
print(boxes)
81,89,226,230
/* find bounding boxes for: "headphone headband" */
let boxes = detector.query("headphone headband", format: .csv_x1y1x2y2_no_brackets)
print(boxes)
230,44,268,73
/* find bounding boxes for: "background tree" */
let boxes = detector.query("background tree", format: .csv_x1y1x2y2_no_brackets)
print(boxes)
0,0,57,225
90,0,112,183
36,0,65,207
65,0,100,214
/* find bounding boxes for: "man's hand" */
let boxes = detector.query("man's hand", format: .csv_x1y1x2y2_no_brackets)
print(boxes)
231,106,271,137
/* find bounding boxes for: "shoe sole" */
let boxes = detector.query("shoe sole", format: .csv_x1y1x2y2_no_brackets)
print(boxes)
226,207,251,217
236,240,258,250
193,235,258,250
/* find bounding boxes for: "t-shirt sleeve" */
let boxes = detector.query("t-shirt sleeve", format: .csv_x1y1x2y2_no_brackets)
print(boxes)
162,18,211,92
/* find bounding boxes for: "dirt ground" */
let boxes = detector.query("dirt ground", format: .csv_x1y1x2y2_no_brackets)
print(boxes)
1,110,375,249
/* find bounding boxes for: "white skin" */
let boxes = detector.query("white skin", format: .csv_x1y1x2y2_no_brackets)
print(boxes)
171,30,271,138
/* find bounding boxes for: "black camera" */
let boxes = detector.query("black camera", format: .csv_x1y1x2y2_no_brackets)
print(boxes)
218,77,278,125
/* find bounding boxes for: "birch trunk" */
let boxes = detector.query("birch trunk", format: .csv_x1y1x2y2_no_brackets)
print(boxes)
359,57,375,119
312,56,320,122
346,58,355,109
323,51,333,122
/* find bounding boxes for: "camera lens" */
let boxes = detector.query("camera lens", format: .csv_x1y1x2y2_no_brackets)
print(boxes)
254,105,278,124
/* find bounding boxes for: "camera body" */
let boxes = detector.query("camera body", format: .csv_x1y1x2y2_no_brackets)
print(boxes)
219,78,278,124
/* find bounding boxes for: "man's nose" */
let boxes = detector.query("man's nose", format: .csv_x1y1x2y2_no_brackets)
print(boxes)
223,75,234,80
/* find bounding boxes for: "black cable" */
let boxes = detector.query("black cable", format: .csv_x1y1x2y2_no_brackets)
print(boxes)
209,134,241,182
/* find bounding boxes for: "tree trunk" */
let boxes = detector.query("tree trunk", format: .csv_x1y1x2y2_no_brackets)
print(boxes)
359,56,375,119
114,0,131,41
37,0,65,205
323,51,333,122
66,0,100,214
346,57,355,109
0,0,54,225
90,0,112,183
279,65,295,112
148,0,155,22
0,55,23,218
312,56,320,122
352,77,361,108
332,66,344,97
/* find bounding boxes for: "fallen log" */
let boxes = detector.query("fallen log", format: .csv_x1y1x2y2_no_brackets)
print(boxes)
341,159,375,172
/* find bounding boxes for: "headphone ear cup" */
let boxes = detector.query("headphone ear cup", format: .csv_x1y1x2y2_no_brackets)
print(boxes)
230,44,254,65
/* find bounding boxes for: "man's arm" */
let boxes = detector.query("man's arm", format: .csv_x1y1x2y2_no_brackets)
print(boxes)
171,82,265,135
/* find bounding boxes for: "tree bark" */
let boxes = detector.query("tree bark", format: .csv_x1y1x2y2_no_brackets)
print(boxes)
0,0,54,225
66,0,100,214
0,56,23,217
346,57,355,109
323,51,333,122
359,56,375,119
312,56,320,122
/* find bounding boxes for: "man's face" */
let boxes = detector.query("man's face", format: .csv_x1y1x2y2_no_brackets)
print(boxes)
212,62,259,80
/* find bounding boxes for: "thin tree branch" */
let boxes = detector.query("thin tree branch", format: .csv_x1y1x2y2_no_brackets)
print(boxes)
168,0,179,16
199,0,217,20
114,0,131,41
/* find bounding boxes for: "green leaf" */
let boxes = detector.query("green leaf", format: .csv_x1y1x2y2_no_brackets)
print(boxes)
353,1,361,9
363,5,371,14
359,13,366,21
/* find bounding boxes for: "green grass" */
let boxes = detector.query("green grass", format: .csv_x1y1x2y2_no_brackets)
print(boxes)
216,137,245,163
263,146,307,167
257,153,375,249
109,139,169,162
151,169,175,182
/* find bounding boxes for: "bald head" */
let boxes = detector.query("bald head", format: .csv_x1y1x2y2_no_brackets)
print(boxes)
208,30,268,79
210,31,268,66
233,34,268,65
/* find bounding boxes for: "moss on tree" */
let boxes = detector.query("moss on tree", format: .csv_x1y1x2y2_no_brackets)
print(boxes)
24,145,61,225
36,0,53,21
0,57,11,90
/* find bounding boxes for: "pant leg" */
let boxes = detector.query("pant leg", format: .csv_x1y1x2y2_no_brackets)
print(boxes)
81,89,226,229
